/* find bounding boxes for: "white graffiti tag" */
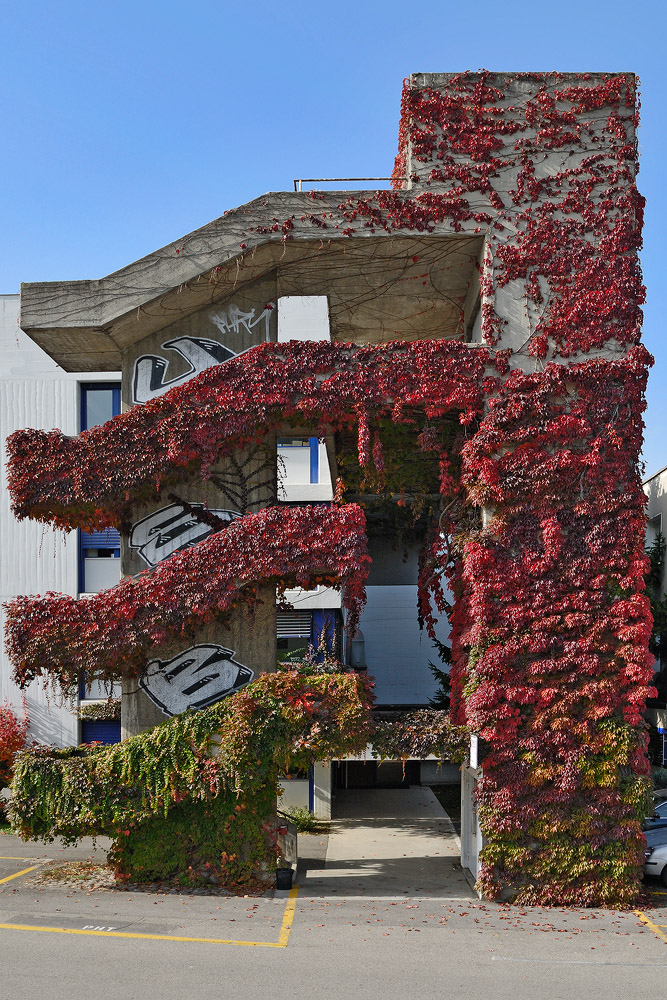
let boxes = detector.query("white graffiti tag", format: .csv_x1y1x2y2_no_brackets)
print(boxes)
140,645,254,716
209,302,274,342
129,503,240,568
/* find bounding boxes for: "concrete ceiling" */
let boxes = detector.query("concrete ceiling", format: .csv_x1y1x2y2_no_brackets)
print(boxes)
20,190,483,370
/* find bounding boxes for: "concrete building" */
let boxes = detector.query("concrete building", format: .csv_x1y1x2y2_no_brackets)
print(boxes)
0,291,445,756
6,70,648,903
643,465,667,765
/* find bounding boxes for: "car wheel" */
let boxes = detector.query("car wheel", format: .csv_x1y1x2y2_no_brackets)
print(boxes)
661,865,667,889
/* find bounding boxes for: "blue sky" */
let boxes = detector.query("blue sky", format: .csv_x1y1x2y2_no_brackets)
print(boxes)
2,1,665,472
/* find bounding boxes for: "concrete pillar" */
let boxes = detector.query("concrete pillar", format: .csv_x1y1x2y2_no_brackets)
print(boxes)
119,281,278,737
312,760,332,820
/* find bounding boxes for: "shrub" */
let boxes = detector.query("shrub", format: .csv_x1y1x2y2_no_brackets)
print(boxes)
280,807,322,833
109,784,277,886
10,671,372,886
0,701,29,791
651,767,667,790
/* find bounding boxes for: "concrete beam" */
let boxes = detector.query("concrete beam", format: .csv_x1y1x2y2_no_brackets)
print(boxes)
20,191,484,371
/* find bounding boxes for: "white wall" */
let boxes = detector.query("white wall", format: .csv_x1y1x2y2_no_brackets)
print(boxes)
278,778,310,813
355,585,450,706
278,439,333,503
461,764,482,879
0,294,119,745
282,586,341,610
277,296,330,343
645,466,667,596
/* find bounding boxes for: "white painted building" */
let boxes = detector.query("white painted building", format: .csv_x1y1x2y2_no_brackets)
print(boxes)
643,466,667,764
0,293,121,745
2,291,447,762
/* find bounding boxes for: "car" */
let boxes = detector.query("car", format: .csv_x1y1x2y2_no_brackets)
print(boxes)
643,798,667,832
644,828,667,886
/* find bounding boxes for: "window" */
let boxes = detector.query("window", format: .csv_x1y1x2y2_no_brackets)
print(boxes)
277,437,319,485
647,514,663,549
79,384,121,594
81,383,121,430
78,384,122,737
276,609,340,664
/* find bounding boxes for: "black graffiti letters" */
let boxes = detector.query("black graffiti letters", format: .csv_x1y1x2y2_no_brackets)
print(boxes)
132,302,275,404
129,503,240,568
132,336,238,404
139,645,254,716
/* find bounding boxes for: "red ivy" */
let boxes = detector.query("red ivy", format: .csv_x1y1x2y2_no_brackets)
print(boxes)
5,504,370,692
6,340,492,531
4,71,654,907
0,700,29,790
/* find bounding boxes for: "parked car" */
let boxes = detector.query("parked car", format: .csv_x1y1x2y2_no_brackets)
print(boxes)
644,828,667,886
643,798,667,832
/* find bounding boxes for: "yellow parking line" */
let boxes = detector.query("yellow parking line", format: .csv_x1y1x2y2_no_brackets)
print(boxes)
634,909,667,945
0,866,41,885
0,924,284,946
277,886,298,946
0,857,42,861
0,885,300,948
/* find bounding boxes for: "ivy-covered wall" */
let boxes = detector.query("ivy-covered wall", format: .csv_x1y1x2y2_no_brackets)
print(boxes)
10,670,374,886
5,71,653,904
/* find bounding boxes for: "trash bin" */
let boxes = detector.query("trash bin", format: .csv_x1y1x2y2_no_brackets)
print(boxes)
275,866,294,890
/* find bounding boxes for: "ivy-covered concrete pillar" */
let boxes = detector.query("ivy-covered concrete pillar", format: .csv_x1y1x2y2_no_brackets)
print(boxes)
391,70,651,904
452,354,654,905
118,279,278,736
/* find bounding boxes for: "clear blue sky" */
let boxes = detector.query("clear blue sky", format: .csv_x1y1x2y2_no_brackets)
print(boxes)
2,2,665,472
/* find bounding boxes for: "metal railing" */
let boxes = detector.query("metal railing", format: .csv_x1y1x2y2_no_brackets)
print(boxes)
293,177,397,192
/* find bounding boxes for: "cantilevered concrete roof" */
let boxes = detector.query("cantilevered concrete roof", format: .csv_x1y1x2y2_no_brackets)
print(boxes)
20,190,484,371
21,71,627,371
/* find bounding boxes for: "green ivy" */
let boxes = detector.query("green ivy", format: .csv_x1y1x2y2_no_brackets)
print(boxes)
109,783,278,886
372,710,467,762
10,670,373,886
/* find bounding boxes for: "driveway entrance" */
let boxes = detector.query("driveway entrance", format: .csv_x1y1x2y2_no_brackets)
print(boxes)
299,786,475,899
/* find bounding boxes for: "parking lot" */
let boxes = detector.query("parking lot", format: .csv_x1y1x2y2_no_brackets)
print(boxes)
1,830,667,1000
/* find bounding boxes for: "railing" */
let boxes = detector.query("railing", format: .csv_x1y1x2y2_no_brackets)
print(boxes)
293,177,398,192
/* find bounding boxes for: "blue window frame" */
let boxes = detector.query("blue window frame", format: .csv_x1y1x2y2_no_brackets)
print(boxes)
309,437,319,484
277,436,320,484
78,383,122,729
79,383,121,593
80,720,122,745
80,382,121,432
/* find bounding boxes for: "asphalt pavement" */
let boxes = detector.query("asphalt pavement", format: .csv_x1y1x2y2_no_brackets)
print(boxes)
1,791,666,1000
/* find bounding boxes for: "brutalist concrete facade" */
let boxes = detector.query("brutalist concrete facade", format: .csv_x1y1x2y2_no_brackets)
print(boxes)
17,71,650,903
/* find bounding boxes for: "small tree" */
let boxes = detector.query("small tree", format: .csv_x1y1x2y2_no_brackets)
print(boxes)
0,701,29,792
428,638,452,710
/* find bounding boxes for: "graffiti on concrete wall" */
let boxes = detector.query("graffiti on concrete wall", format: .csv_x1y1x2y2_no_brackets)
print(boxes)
129,502,240,568
132,303,275,404
209,303,273,342
132,336,235,404
140,644,254,716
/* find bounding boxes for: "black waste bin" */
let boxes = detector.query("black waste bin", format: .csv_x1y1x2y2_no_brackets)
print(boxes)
275,867,294,890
